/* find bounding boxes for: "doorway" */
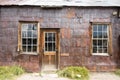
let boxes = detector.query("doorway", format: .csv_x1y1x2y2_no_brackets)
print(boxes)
40,29,59,71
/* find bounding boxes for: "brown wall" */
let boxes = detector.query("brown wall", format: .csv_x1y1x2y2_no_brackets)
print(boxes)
0,6,120,72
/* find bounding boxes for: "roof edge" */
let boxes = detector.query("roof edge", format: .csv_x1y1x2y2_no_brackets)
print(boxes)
0,4,120,8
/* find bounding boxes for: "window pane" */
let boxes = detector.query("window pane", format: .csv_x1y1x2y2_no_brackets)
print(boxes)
93,25,97,32
93,32,97,38
98,40,102,47
45,43,47,51
22,24,28,31
33,46,37,52
48,33,52,41
33,31,37,38
33,25,37,30
98,48,102,53
28,39,32,45
27,31,32,37
103,32,108,38
103,47,107,53
103,25,107,31
103,40,107,47
93,40,97,47
22,31,27,37
98,32,102,38
22,39,27,44
22,46,27,52
93,47,97,53
52,43,55,51
28,24,33,30
48,43,52,51
98,24,102,31
45,33,47,41
53,33,55,41
33,39,37,44
28,46,31,52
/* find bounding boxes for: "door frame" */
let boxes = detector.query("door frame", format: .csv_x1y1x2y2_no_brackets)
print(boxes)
40,28,60,70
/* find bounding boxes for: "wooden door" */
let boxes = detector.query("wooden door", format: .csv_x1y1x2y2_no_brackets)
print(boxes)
40,29,59,70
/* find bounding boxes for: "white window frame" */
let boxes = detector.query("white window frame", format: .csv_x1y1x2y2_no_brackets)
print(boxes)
20,22,39,55
92,24,109,56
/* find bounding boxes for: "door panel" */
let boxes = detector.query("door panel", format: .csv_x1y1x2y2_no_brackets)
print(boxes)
40,29,59,70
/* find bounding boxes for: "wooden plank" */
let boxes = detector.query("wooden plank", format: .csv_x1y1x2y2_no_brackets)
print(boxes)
37,23,40,54
56,29,60,69
44,52,56,55
17,23,20,52
49,55,51,64
41,30,44,69
17,22,22,52
89,23,92,55
60,53,69,56
108,24,113,55
57,29,60,69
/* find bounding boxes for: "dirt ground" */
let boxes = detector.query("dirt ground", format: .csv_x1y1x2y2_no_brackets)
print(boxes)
16,72,120,80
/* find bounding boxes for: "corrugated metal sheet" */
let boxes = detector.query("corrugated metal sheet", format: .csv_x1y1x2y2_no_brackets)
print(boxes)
0,0,120,7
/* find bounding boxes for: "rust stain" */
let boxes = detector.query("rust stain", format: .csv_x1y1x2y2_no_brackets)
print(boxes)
66,8,75,19
39,18,44,23
61,28,71,39
61,28,65,38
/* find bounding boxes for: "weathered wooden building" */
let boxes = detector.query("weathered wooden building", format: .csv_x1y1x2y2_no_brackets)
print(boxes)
0,0,120,72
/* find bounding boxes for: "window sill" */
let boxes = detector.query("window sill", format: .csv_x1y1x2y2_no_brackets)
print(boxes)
92,53,109,56
20,52,38,55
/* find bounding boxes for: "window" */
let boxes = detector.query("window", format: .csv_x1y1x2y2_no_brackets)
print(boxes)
21,23,38,53
44,32,56,52
92,24,109,55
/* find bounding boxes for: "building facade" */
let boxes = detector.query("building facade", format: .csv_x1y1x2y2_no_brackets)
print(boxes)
0,0,120,72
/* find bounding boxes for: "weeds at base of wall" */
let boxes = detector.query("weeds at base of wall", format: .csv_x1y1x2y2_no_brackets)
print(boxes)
115,69,120,76
0,65,25,80
57,66,89,80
